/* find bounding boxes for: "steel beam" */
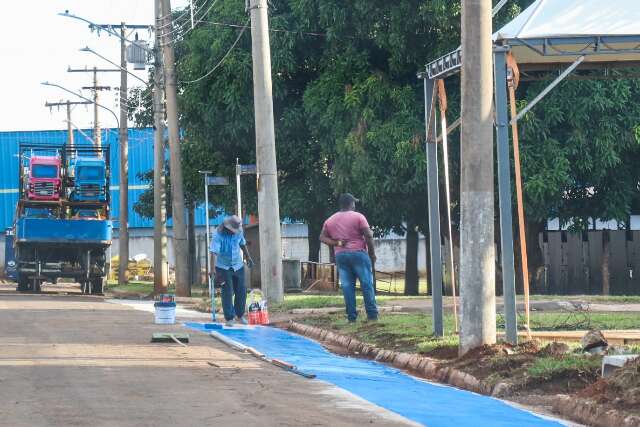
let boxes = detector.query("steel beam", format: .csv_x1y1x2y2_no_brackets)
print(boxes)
423,76,444,337
493,47,518,344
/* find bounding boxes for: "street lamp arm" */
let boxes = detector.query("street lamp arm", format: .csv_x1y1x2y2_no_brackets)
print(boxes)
59,11,155,54
80,47,150,86
41,81,120,129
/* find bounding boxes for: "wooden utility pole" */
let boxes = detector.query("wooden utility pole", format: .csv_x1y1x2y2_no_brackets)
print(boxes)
159,0,190,296
459,0,496,354
153,0,169,294
118,23,130,286
248,0,284,303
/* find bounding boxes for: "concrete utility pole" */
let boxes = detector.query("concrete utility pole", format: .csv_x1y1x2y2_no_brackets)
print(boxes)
153,0,169,294
159,0,191,296
248,0,284,303
118,23,130,286
44,100,92,145
459,0,496,355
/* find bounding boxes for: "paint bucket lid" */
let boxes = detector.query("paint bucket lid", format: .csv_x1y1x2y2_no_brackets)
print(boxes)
154,302,176,308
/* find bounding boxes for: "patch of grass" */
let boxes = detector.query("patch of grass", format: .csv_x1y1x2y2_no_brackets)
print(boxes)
271,294,424,312
301,312,459,354
524,312,640,331
105,281,156,295
529,295,640,304
526,355,601,380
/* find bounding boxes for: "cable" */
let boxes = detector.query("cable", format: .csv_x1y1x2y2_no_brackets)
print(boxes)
156,0,208,30
202,20,329,38
180,19,250,85
159,0,221,42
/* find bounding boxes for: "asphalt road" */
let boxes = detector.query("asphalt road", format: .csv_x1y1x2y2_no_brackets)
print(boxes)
0,290,414,427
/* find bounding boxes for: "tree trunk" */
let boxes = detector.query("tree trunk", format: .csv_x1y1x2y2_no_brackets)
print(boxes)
602,230,610,295
187,204,196,292
307,220,322,263
405,222,419,296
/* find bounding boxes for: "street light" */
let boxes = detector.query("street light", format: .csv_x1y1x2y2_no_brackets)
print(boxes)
58,11,154,54
79,47,149,86
41,81,120,129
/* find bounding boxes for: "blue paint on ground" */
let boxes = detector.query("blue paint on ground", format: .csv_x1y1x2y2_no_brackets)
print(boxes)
184,323,562,427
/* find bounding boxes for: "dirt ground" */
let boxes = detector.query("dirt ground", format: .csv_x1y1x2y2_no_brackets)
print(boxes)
0,288,416,427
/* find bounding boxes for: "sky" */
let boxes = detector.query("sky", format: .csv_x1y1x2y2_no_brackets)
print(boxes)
0,0,189,132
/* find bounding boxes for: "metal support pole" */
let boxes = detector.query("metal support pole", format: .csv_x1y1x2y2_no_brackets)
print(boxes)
494,47,518,344
153,0,169,294
249,0,283,303
236,159,242,218
423,77,444,337
200,171,216,320
118,22,130,286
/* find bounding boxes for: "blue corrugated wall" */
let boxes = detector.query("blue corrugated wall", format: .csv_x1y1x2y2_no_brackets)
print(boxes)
0,128,219,230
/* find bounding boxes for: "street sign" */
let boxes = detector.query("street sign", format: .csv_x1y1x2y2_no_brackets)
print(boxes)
237,164,257,175
207,176,229,186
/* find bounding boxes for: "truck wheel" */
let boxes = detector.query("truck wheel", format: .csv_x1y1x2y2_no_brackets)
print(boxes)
91,278,104,295
16,275,29,292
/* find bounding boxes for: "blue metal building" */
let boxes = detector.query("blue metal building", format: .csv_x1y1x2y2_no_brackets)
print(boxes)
0,128,214,231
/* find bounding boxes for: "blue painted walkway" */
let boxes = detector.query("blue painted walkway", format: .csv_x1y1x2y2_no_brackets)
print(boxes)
185,323,563,427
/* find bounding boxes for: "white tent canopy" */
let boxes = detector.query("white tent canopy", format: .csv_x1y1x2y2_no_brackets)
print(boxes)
493,0,640,67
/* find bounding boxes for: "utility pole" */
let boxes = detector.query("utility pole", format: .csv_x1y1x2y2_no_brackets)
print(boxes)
459,0,496,355
248,0,284,303
159,0,191,296
153,0,169,294
44,100,92,145
118,22,130,287
68,66,118,149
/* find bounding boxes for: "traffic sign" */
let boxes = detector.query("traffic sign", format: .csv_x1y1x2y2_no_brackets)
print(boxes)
206,176,229,186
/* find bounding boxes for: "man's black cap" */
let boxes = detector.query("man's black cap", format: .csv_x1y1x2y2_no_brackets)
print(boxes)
339,193,359,208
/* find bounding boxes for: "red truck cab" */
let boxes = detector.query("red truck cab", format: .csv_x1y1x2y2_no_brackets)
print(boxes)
27,155,62,200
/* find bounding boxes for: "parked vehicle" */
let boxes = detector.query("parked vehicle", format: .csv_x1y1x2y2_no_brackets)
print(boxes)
26,154,62,200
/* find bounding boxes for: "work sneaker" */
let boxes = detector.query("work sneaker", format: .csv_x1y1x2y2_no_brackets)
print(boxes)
225,319,235,327
237,316,248,325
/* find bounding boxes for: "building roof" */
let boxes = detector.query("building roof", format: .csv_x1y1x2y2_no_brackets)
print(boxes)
494,0,640,68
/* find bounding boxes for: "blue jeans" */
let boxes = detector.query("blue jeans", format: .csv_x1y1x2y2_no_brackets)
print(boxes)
216,267,246,321
336,251,378,321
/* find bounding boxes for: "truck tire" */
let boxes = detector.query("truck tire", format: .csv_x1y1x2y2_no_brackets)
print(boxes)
91,278,104,295
16,274,29,292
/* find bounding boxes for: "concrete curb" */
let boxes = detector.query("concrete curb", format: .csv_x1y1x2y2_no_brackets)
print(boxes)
552,395,640,427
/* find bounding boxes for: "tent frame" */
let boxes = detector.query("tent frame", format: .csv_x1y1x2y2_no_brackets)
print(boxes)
420,32,640,343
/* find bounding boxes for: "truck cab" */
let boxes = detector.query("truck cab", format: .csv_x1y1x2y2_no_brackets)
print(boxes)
68,157,107,202
27,155,61,200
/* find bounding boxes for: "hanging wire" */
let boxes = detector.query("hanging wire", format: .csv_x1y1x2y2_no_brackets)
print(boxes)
156,0,208,30
159,0,221,42
180,18,250,85
202,20,329,38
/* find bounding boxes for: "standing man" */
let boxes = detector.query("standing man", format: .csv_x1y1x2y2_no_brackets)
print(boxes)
209,215,254,326
320,194,378,322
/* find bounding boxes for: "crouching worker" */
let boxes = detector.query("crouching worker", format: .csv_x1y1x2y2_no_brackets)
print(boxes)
209,215,254,326
320,193,378,323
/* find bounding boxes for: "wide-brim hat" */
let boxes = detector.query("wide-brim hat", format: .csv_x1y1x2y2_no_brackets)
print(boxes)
223,215,242,234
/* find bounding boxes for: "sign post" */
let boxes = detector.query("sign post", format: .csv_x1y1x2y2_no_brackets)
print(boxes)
235,162,257,219
199,172,229,322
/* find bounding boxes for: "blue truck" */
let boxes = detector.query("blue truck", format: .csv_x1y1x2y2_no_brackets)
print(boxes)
13,144,112,294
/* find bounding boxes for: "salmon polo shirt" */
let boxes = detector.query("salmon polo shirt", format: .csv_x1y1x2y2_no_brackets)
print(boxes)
322,211,370,254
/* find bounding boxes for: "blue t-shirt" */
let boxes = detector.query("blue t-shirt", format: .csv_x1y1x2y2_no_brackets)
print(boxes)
210,229,246,271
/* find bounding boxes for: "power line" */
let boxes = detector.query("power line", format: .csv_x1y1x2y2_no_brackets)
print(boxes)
159,0,221,42
181,18,249,84
202,20,329,38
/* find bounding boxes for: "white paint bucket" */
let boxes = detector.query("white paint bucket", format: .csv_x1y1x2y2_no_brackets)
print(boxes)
154,302,176,324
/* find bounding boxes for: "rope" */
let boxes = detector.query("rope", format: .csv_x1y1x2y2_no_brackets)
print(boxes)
435,79,458,334
506,53,531,337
